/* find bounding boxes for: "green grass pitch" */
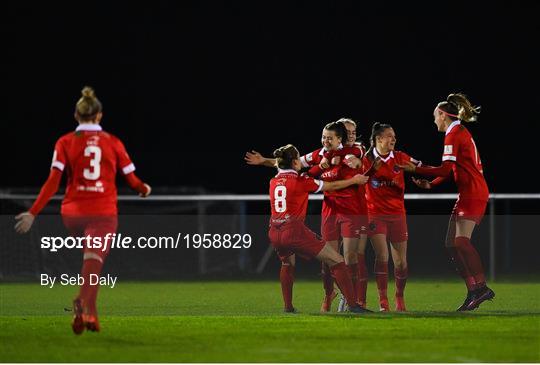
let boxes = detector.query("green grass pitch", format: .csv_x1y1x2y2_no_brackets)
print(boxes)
1,280,539,362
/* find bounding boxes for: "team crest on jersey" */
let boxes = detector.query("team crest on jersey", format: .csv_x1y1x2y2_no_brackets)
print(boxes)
370,178,380,189
444,145,453,154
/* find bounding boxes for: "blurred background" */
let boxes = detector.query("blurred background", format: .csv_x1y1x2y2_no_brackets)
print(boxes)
2,1,539,280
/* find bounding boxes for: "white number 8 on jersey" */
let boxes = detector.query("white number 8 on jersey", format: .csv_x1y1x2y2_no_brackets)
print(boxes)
274,186,287,213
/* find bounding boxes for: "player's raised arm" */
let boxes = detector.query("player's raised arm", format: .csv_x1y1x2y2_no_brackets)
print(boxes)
245,150,276,167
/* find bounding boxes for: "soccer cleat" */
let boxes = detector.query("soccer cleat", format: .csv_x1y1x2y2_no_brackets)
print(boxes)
283,307,297,313
395,296,407,312
465,286,495,311
71,298,85,335
349,305,373,314
84,313,100,332
456,292,475,311
337,294,347,312
379,298,390,312
320,290,338,313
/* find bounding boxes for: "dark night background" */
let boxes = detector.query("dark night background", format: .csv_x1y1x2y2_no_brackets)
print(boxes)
4,1,540,194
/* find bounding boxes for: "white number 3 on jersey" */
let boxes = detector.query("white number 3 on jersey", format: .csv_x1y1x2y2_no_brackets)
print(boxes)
83,146,102,180
274,186,287,213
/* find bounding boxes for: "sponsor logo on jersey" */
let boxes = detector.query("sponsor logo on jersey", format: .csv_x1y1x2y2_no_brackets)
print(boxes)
370,178,380,189
321,170,338,179
444,145,453,154
370,178,396,188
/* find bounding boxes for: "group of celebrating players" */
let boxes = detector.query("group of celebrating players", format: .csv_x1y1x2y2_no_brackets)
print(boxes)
14,87,495,334
245,92,495,314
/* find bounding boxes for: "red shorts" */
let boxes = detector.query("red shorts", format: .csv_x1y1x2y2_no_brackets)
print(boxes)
452,198,487,225
62,215,118,260
321,197,367,241
321,214,368,241
268,221,325,262
368,215,408,243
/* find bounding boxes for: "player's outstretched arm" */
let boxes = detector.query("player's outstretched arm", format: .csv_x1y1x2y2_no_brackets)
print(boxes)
321,174,368,192
15,212,35,234
245,150,276,168
397,160,453,178
15,168,63,234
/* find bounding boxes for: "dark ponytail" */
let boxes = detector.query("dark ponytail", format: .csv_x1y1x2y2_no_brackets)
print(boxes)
273,144,300,169
365,122,392,161
324,120,348,142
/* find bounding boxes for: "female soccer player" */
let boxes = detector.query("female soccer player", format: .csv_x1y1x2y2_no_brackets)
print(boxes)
338,118,370,309
398,93,494,311
268,144,369,313
363,122,420,311
247,120,367,312
15,86,151,333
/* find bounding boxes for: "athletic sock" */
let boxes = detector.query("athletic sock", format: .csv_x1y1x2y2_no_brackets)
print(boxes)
357,254,368,305
280,264,295,310
347,262,359,291
394,267,408,297
374,260,388,300
321,263,334,296
455,236,486,289
330,262,357,306
446,245,475,291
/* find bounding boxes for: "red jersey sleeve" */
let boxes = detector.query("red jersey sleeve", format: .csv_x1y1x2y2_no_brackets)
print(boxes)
442,133,459,163
113,137,136,175
51,138,67,172
298,174,323,193
299,149,321,168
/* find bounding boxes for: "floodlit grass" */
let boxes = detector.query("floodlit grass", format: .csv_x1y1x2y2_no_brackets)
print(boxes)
1,280,539,362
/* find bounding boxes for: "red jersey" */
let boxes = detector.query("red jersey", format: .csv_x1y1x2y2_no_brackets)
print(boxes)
51,124,136,216
299,143,364,169
302,143,366,213
319,164,361,199
269,169,323,224
364,149,415,216
442,121,489,200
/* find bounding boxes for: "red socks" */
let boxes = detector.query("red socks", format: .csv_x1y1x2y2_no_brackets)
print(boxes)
330,262,357,306
374,260,388,301
394,267,408,297
321,263,334,296
357,254,368,305
454,236,486,290
280,264,295,311
347,262,359,288
78,258,103,315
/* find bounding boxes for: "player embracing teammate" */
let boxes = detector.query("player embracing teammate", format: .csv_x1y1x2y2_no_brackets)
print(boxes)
268,144,370,313
15,86,151,333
